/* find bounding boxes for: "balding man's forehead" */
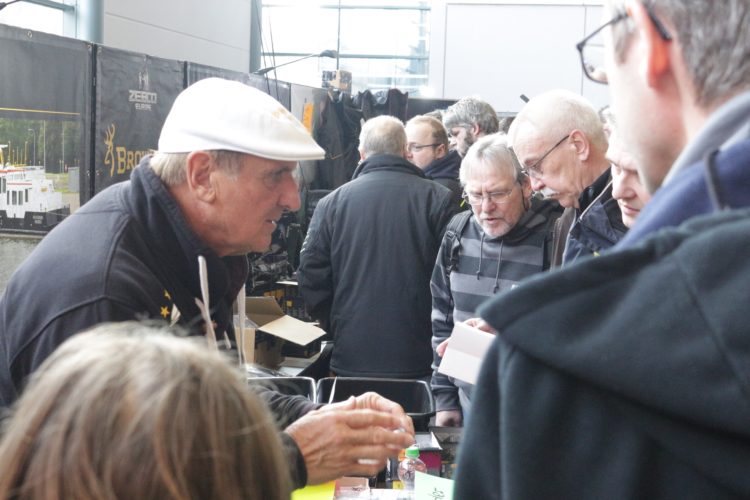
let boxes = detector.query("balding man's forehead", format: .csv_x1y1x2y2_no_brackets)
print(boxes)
507,120,546,150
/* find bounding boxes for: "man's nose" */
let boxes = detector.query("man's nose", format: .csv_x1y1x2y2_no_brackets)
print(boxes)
530,176,545,192
280,177,302,212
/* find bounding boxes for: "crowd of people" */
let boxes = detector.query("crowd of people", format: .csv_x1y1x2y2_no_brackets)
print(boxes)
0,0,749,498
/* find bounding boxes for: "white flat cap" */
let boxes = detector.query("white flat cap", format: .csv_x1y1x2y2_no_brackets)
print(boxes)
158,77,325,162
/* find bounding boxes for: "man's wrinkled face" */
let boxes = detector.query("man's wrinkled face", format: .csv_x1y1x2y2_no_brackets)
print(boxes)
463,161,531,238
212,155,300,256
511,125,580,208
608,134,651,227
405,123,445,169
449,125,476,158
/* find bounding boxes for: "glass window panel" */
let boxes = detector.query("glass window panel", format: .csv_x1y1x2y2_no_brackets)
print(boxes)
262,1,431,96
0,2,64,36
261,6,338,55
339,9,428,56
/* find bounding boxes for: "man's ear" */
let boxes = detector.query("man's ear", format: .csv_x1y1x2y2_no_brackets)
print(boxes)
569,129,591,161
627,0,672,88
471,123,481,137
436,143,448,157
184,151,217,202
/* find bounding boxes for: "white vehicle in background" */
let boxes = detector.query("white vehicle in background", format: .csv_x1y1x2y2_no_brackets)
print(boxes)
0,145,70,233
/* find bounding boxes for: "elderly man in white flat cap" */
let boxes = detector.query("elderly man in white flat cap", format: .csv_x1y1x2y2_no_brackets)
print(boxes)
0,78,414,488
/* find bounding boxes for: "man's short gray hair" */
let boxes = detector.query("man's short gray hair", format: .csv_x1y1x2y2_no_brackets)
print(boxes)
609,0,750,108
443,96,500,135
150,150,246,186
460,133,525,186
358,115,407,158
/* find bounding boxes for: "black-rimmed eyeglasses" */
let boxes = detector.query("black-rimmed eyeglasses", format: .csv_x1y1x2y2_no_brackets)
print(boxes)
576,3,672,84
407,143,441,153
519,134,570,179
462,184,518,205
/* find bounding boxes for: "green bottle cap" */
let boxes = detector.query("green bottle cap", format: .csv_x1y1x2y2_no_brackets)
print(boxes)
405,444,420,458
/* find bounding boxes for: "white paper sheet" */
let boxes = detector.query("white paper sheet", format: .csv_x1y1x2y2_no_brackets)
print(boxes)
437,321,495,385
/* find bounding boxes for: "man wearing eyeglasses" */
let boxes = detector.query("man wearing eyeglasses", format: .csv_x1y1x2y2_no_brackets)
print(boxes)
429,133,562,428
405,115,463,206
508,89,627,265
442,96,500,158
455,2,750,498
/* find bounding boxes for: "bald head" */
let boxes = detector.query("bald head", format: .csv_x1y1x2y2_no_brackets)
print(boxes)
509,90,608,153
508,90,609,208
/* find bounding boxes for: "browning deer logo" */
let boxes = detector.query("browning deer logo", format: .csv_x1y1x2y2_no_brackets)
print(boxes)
103,123,150,177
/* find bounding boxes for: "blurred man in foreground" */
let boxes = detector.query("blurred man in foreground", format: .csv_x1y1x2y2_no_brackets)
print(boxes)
455,1,750,498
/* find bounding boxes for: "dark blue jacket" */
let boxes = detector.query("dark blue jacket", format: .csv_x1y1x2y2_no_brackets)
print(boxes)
621,139,750,247
0,157,315,486
563,169,627,263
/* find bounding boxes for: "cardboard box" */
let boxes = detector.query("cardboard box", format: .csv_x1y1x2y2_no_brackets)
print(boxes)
239,296,326,370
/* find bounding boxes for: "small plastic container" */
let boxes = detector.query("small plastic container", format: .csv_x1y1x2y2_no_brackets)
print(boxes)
397,445,427,492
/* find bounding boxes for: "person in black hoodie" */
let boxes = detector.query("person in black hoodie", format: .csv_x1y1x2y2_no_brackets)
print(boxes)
0,78,414,489
405,115,464,208
454,1,750,498
298,115,456,381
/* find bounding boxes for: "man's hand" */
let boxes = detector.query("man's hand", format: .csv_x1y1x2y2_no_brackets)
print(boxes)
464,317,497,334
325,391,415,435
435,409,462,427
436,338,450,357
285,395,415,484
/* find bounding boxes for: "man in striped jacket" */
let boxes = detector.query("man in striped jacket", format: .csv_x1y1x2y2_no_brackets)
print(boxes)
430,133,562,427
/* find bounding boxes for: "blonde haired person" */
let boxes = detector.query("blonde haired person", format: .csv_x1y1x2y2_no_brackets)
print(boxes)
0,322,290,500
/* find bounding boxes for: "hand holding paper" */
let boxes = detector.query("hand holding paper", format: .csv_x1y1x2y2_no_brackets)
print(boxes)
437,321,496,385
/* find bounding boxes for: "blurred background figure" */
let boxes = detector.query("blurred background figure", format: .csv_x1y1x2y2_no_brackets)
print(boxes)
299,115,456,381
406,115,463,206
608,123,652,228
442,96,500,158
0,322,291,500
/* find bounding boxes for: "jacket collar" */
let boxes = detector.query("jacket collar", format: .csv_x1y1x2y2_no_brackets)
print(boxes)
351,153,426,179
665,90,750,185
128,157,248,320
578,168,612,213
424,150,461,180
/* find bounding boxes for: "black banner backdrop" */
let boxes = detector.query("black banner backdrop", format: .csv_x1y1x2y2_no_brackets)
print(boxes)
186,61,251,86
0,24,91,215
93,46,183,195
187,64,291,111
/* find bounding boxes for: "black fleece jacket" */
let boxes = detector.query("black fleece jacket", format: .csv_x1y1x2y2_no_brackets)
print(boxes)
0,157,317,487
298,153,456,378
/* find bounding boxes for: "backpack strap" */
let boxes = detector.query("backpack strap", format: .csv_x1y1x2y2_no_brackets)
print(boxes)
443,210,473,282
